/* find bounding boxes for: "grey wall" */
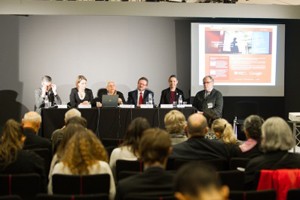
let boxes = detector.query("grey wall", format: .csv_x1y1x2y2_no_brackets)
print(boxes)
11,15,185,111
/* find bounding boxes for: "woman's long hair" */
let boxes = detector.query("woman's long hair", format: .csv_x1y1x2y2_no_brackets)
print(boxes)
121,117,150,157
60,129,108,175
212,118,237,144
0,119,24,169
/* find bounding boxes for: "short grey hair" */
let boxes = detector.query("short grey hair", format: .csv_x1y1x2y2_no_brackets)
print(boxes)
64,108,81,123
261,117,295,152
23,111,42,124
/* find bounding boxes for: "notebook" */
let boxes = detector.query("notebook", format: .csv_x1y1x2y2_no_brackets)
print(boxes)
102,95,119,107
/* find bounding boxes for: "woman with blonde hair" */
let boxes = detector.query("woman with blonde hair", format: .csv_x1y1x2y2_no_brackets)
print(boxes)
69,75,94,108
48,129,115,199
211,118,239,145
164,110,187,145
0,119,46,191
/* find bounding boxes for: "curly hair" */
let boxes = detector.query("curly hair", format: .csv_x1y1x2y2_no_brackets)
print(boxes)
164,110,187,134
212,118,236,144
243,115,264,140
121,117,150,157
60,129,108,175
0,119,24,169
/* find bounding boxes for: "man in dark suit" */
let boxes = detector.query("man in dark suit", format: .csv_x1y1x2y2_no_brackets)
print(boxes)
127,77,154,107
170,113,230,161
22,111,52,154
115,128,174,200
159,75,185,105
192,75,223,120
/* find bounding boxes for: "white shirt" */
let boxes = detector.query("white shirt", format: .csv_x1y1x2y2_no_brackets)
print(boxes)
109,146,138,179
48,160,115,200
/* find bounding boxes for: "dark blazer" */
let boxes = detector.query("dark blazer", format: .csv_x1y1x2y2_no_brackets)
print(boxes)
159,88,185,105
192,88,223,118
170,136,230,160
127,89,154,106
0,150,46,192
95,88,126,104
23,127,52,155
245,151,300,190
115,167,174,200
69,87,94,108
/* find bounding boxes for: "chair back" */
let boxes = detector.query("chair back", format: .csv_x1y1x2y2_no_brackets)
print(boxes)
52,174,110,195
0,173,41,200
124,192,175,200
218,170,245,191
229,157,250,170
115,160,143,182
31,148,52,175
36,193,109,200
229,190,276,200
0,195,22,200
173,159,228,171
287,189,300,200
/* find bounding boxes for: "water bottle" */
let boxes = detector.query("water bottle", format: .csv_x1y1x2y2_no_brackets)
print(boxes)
44,95,49,108
178,94,183,105
148,93,153,105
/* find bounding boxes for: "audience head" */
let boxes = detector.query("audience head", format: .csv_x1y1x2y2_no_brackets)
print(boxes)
76,75,87,90
137,77,148,92
168,75,178,90
65,116,87,127
164,110,186,135
139,128,171,167
212,118,236,144
61,129,108,175
106,81,117,95
203,75,214,92
122,117,151,156
64,108,81,124
0,119,25,168
56,123,87,159
243,115,264,141
261,117,295,152
186,113,208,137
22,111,42,133
174,162,229,200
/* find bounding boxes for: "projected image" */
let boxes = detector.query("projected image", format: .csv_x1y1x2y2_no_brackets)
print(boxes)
191,23,285,97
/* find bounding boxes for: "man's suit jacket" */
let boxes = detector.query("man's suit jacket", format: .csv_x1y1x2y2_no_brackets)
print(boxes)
115,167,174,200
170,136,230,161
23,128,52,155
159,88,185,105
95,88,126,104
127,89,154,106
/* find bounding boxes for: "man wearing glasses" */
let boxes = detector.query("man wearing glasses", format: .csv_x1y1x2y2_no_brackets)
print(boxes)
192,75,223,121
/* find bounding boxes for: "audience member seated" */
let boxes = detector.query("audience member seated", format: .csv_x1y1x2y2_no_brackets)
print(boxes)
127,77,154,107
232,115,264,159
211,118,242,148
173,162,229,200
159,75,185,105
244,117,300,190
94,81,126,107
109,117,150,179
170,113,230,161
115,128,175,200
48,123,87,180
69,75,94,108
51,108,82,154
0,119,46,191
164,110,187,145
22,111,52,154
48,129,115,200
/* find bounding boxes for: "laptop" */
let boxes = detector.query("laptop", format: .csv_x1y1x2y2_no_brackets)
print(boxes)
102,94,119,107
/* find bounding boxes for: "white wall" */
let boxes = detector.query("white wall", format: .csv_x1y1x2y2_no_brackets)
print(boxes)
17,16,178,110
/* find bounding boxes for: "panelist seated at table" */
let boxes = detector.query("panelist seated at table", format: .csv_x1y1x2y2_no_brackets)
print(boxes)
94,81,126,107
159,75,185,105
69,75,95,108
35,75,62,113
127,76,155,107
